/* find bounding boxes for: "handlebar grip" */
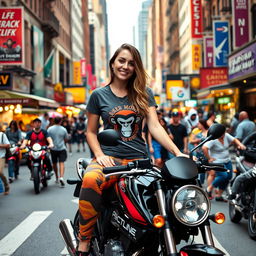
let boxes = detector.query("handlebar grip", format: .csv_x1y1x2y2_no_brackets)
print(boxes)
103,165,131,174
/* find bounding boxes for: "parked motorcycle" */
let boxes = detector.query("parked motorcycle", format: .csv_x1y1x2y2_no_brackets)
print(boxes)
60,123,228,256
228,131,256,240
27,143,51,194
7,143,21,181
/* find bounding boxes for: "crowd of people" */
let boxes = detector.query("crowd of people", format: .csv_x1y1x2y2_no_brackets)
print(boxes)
0,114,88,194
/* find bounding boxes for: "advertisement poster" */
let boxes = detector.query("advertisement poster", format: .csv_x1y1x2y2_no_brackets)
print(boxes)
0,7,23,65
204,36,214,67
191,0,202,38
232,0,249,49
213,21,230,67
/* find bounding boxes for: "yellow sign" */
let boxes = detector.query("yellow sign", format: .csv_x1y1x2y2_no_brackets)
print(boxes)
64,87,86,104
166,80,183,100
192,44,201,71
73,61,82,85
54,82,63,92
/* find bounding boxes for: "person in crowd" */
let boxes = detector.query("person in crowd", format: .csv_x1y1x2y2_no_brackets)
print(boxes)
151,111,172,167
235,111,256,142
76,44,188,255
40,113,50,130
228,113,239,136
184,108,199,135
62,119,73,156
206,111,217,127
167,111,188,158
202,130,246,201
5,120,22,182
76,116,87,153
48,117,68,187
0,127,10,195
20,118,54,180
47,117,55,128
197,108,204,120
189,119,209,184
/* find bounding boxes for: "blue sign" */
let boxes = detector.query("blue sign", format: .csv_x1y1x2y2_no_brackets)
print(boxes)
213,21,230,67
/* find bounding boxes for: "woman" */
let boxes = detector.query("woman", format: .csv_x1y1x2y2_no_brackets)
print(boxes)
76,44,187,255
202,131,246,201
5,120,22,182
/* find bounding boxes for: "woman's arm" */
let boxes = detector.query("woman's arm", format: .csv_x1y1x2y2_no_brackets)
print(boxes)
146,107,183,156
86,112,115,167
232,138,246,150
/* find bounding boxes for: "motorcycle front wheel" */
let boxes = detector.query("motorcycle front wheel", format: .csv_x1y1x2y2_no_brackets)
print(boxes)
228,201,242,223
33,166,40,194
248,204,256,240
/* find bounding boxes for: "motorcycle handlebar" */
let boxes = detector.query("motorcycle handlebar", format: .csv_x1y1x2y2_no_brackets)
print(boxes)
103,159,152,175
196,161,227,173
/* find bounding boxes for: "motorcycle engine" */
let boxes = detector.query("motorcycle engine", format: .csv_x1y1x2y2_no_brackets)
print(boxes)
104,239,125,256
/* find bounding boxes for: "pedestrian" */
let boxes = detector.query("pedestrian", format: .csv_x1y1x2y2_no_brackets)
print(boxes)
184,108,199,135
47,117,68,187
206,111,217,127
5,120,22,182
228,113,239,136
76,116,86,152
20,118,54,180
167,110,188,159
0,127,10,195
61,119,72,156
202,130,246,201
235,111,256,141
39,113,50,130
76,43,188,255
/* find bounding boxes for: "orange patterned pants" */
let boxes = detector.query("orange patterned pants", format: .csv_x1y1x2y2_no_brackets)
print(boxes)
78,157,135,241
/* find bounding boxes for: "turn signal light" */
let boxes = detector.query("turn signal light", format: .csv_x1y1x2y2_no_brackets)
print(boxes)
153,215,165,228
214,212,225,224
180,252,188,256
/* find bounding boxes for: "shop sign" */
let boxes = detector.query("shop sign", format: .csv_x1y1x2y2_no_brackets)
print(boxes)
73,61,82,85
0,72,12,89
192,44,201,71
232,0,249,49
213,21,230,67
204,36,214,67
0,7,24,65
80,58,86,78
200,67,228,89
217,97,231,104
64,87,86,104
0,98,31,105
228,41,256,82
191,0,202,38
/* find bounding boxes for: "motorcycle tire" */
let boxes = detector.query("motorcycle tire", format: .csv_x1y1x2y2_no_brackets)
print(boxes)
228,201,242,223
248,199,256,240
33,166,40,194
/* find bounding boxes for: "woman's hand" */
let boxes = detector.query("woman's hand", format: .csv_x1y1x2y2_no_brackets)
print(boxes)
176,152,189,158
96,155,115,167
237,144,246,150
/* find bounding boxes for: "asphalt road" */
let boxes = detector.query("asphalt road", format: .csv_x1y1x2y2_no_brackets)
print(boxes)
0,145,255,256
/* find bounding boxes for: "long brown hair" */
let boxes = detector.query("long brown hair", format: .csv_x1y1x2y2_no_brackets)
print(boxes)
107,44,149,116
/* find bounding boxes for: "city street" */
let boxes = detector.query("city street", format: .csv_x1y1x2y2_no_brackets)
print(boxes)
0,145,255,256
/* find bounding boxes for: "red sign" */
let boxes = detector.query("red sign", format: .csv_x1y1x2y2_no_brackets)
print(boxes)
0,7,24,65
191,0,202,38
200,67,228,89
80,58,86,77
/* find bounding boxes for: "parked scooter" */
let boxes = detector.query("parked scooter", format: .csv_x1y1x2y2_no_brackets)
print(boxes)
27,143,52,194
60,123,228,256
7,143,21,182
228,131,256,240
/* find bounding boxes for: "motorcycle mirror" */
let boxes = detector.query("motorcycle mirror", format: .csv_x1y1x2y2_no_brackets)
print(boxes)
207,123,226,140
97,129,121,146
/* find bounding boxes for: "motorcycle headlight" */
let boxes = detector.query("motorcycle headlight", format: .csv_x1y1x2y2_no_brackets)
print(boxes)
32,143,41,151
172,185,210,226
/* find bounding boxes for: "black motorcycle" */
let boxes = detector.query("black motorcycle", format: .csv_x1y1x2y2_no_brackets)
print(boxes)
228,131,256,240
60,123,228,256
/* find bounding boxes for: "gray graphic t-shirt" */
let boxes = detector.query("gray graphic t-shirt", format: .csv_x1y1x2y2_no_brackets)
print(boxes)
86,85,157,159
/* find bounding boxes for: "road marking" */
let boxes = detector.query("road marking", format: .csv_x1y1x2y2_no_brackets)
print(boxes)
0,211,52,256
194,232,230,256
61,247,69,256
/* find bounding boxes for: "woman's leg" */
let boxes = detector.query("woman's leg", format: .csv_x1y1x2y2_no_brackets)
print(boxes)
8,159,15,182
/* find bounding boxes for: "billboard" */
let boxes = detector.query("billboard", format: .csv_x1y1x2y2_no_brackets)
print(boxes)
73,61,82,85
204,36,214,67
0,7,24,65
166,80,190,101
191,0,202,38
213,21,230,67
232,0,249,49
192,44,201,71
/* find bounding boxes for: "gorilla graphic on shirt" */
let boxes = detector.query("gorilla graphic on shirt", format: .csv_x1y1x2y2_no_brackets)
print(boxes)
109,109,141,141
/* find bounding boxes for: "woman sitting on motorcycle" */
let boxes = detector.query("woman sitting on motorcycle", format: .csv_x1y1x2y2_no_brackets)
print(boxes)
5,120,22,182
76,44,188,256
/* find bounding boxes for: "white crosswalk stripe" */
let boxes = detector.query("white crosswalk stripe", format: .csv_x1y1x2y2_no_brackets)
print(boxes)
0,211,52,256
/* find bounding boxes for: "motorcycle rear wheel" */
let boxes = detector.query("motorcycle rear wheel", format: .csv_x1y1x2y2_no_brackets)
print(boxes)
33,166,40,194
228,201,242,223
248,210,256,240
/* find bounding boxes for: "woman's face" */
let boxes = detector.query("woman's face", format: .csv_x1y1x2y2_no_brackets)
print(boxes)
112,49,135,81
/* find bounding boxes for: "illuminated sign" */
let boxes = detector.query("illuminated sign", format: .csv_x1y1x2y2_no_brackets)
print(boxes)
0,72,12,89
217,97,231,104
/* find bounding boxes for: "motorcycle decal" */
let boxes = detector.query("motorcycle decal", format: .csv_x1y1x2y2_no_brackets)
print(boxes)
109,108,142,142
117,179,148,225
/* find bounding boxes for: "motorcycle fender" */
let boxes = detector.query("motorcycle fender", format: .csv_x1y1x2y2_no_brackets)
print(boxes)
180,244,225,256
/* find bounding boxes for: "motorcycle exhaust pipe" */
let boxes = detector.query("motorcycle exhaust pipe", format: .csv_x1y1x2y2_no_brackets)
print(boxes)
59,219,78,256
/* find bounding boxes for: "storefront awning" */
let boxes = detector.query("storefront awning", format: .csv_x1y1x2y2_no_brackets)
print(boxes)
0,90,60,108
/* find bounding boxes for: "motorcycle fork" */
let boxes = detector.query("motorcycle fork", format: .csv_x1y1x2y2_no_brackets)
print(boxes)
154,181,179,256
199,221,215,246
